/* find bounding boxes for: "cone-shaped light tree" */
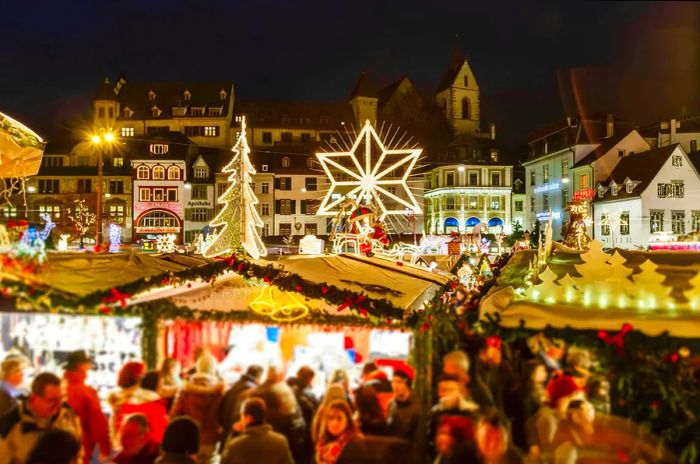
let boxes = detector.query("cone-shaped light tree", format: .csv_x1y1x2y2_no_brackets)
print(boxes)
204,116,267,259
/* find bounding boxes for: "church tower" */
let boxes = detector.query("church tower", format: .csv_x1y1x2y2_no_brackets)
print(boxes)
435,49,481,136
93,77,119,133
348,72,378,126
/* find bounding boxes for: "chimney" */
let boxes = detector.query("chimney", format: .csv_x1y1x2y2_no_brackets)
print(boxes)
670,118,677,144
489,122,496,140
606,114,614,138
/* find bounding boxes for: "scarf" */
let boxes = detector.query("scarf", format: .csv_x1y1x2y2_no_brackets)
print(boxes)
315,432,352,464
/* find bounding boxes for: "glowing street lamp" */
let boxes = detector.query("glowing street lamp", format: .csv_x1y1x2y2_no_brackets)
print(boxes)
90,130,116,247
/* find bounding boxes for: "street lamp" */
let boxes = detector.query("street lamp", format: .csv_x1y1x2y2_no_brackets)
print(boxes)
90,130,115,247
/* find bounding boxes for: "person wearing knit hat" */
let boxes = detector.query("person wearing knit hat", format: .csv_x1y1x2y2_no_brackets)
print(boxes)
156,417,200,464
530,375,585,456
387,368,423,458
170,352,224,464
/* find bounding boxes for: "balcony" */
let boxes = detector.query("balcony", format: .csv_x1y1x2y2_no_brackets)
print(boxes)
424,185,511,199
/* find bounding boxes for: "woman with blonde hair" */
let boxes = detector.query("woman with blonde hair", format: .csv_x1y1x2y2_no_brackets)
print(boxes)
312,384,348,443
315,400,365,464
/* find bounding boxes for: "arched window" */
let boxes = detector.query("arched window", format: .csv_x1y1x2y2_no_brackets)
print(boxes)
462,97,471,120
137,210,180,229
152,166,165,180
137,166,149,180
167,166,180,180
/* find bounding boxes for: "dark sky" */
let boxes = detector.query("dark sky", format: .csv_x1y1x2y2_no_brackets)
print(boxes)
1,0,698,146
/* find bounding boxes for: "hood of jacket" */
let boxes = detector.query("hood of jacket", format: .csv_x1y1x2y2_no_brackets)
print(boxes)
243,423,274,437
180,375,223,407
109,386,161,407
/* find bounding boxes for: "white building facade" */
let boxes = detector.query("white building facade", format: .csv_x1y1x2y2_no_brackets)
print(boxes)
592,144,700,249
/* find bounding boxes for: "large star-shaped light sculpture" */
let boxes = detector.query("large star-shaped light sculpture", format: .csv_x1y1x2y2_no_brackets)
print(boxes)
316,120,422,219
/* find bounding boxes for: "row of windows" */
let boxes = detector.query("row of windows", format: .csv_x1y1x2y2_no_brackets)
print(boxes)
432,195,504,210
262,132,313,144
257,113,330,126
529,159,570,186
184,126,220,137
599,210,700,236
273,199,318,215
276,223,318,236
139,187,179,202
529,189,570,212
32,203,126,222
435,170,504,188
273,177,317,191
172,107,223,117
136,165,183,180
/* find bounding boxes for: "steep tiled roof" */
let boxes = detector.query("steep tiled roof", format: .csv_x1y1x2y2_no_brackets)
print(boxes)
437,56,465,92
348,72,378,99
378,77,409,108
110,80,233,120
235,101,353,130
573,130,632,167
592,144,679,203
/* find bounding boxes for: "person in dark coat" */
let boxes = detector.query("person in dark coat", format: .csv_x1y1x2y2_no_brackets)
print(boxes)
113,413,160,464
359,363,392,413
220,398,294,464
386,369,422,461
475,409,524,464
26,429,82,464
315,400,367,464
252,366,308,463
354,386,388,436
220,365,263,445
155,416,200,464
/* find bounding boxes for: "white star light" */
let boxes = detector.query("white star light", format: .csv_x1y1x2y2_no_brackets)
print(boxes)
316,120,422,218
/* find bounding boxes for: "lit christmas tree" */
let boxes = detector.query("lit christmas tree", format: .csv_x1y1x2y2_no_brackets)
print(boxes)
204,117,267,259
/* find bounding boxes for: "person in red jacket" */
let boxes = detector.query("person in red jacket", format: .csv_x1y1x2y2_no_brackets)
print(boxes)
63,350,112,464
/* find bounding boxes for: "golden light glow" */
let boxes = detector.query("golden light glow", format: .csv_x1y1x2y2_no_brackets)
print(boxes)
103,132,115,142
91,135,101,144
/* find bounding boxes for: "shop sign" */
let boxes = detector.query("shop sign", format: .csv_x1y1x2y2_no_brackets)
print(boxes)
533,182,560,194
187,200,212,208
574,189,595,200
135,227,180,234
536,211,561,221
134,202,183,215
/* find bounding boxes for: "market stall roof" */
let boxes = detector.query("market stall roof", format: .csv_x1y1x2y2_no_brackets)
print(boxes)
143,253,452,316
0,110,46,178
1,251,211,299
481,245,700,338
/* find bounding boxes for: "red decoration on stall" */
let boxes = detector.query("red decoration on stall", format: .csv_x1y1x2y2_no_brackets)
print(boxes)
237,263,245,271
598,323,633,354
295,284,303,292
99,305,111,315
18,219,27,227
670,353,679,363
486,335,502,350
262,276,271,283
102,288,131,307
396,261,404,267
343,336,354,350
321,286,329,294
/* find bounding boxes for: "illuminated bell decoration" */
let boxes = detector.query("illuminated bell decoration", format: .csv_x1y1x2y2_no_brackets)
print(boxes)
250,285,310,322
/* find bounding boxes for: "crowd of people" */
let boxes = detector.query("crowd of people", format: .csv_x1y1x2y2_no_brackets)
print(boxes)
0,335,671,464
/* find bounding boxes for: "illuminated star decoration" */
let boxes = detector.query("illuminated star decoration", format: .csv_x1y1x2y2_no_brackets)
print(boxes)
316,120,422,220
155,234,177,253
600,210,628,248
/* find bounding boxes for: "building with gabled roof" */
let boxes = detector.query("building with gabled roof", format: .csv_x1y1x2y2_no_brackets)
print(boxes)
591,144,700,248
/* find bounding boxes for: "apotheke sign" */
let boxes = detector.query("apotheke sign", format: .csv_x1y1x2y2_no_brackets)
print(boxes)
187,200,212,208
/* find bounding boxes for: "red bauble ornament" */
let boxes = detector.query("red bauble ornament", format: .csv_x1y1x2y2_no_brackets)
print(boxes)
262,276,271,283
237,263,245,271
99,306,111,315
396,261,404,267
187,283,192,288
295,284,303,292
670,353,679,363
321,286,329,294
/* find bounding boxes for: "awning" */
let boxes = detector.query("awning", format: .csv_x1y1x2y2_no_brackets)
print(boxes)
466,217,481,227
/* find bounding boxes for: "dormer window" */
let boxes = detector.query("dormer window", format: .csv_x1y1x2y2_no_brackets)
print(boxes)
219,89,227,100
300,115,311,124
281,114,291,125
598,186,605,198
150,144,169,155
148,90,156,101
151,106,161,117
190,107,204,116
281,157,291,168
194,166,209,178
183,90,191,101
490,151,499,162
626,183,634,193
208,107,222,117
123,106,134,118
306,157,315,168
611,185,618,196
172,107,187,117
319,116,329,126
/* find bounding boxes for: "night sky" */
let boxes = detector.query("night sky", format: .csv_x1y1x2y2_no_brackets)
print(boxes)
2,1,698,147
